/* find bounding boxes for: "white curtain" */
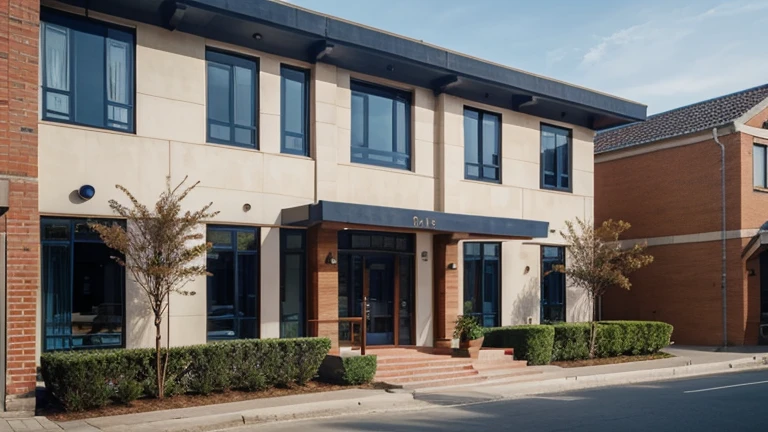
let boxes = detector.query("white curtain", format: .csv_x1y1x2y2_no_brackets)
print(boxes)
107,39,129,124
44,24,68,91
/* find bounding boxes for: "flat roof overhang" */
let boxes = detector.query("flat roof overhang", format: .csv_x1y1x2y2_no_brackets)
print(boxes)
53,0,646,130
283,201,549,239
743,231,768,261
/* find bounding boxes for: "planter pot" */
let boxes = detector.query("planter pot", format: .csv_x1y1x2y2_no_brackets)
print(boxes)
457,337,485,358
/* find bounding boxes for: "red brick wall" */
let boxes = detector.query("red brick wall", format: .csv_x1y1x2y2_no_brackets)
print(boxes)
307,227,339,351
0,0,40,400
740,134,768,229
595,134,743,239
745,105,768,128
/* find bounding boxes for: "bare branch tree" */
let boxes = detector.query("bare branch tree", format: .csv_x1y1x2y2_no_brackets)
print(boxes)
555,218,654,358
90,177,219,398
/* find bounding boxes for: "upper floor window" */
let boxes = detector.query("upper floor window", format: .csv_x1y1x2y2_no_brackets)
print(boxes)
464,107,501,182
41,9,135,132
206,49,258,148
754,144,767,188
541,124,572,191
351,81,411,170
281,65,310,156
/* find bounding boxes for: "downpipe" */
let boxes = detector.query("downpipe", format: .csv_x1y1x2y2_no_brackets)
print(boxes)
712,128,727,350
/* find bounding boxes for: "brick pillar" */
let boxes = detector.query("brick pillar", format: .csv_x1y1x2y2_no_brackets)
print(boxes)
433,235,459,353
0,0,40,411
307,226,339,351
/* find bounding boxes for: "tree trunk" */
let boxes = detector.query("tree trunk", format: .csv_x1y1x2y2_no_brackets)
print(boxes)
155,317,164,399
589,295,598,359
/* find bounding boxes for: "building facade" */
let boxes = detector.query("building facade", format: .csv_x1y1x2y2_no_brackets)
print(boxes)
0,0,645,410
595,85,768,348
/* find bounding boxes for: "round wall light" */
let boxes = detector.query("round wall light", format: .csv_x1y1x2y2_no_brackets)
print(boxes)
243,203,252,212
77,184,96,201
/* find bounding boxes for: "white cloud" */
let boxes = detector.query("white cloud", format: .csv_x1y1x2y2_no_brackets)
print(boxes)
581,24,649,66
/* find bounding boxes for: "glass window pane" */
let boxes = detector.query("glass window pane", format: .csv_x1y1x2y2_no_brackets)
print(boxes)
556,131,569,187
281,254,303,337
106,38,129,105
237,230,257,251
464,110,479,165
208,63,231,123
482,113,499,166
238,254,258,318
396,100,407,154
208,229,233,248
210,124,231,142
44,24,69,91
46,92,70,118
234,127,254,146
233,65,253,127
43,220,70,240
43,244,71,352
73,29,105,128
754,145,766,187
352,93,365,147
282,70,304,135
542,129,556,173
466,165,479,178
368,94,394,152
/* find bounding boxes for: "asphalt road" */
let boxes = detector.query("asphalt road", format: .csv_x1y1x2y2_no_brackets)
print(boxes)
232,369,768,431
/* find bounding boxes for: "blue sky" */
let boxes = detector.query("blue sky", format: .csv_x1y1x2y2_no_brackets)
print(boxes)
283,0,768,114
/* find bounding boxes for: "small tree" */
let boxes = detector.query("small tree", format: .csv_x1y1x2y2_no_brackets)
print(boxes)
555,218,653,358
91,177,218,398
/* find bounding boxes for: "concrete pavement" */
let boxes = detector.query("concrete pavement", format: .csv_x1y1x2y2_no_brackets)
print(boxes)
237,369,768,431
3,345,767,432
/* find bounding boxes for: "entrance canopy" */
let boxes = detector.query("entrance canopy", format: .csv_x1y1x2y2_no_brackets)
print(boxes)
283,200,549,239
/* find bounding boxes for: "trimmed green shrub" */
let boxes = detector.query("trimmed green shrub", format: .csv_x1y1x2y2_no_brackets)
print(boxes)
596,321,673,357
483,325,554,365
40,337,331,412
552,323,591,361
342,356,378,385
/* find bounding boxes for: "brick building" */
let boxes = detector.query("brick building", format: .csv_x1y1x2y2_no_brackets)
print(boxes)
595,84,768,347
0,0,645,411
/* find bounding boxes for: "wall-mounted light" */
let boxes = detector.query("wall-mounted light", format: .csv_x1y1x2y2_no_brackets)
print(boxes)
242,203,252,212
748,268,756,277
252,33,263,40
421,251,428,262
325,252,337,265
447,263,457,270
77,184,96,201
523,265,530,275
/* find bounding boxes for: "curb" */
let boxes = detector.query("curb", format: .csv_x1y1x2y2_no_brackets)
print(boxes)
95,392,417,432
490,356,768,398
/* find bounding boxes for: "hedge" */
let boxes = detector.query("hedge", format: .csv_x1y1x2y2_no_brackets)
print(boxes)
483,325,554,365
41,338,331,412
317,355,378,385
483,321,673,364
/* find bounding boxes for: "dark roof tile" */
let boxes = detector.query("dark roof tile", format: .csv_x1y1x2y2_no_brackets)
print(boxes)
595,84,768,154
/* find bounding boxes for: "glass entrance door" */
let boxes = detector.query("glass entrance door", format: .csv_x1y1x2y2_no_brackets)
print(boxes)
365,257,395,345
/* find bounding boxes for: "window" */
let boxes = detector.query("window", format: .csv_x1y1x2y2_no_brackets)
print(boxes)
41,9,134,132
541,124,572,191
463,243,500,327
206,50,258,148
754,144,767,188
541,246,566,323
464,107,501,182
351,81,411,169
206,226,259,340
280,229,306,338
41,218,126,351
281,66,309,156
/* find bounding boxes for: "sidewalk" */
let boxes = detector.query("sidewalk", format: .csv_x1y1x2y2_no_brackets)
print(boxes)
3,345,767,432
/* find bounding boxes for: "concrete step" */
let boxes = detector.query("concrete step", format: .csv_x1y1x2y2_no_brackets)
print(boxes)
375,364,474,379
377,358,472,369
380,369,479,384
376,355,455,365
398,374,487,390
472,359,528,371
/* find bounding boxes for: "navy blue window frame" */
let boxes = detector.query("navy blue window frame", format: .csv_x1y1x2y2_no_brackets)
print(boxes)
280,65,310,156
541,246,566,323
540,124,573,192
280,229,307,338
462,242,501,328
40,8,135,133
464,107,501,182
41,217,126,352
351,80,412,170
206,49,259,148
206,226,260,341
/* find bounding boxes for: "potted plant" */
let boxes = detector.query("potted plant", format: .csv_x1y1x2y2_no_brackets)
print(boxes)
453,315,484,356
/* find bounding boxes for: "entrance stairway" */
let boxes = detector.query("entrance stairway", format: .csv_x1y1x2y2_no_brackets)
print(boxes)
370,348,539,390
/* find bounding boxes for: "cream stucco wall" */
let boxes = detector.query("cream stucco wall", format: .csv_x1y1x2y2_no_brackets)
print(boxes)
37,3,595,355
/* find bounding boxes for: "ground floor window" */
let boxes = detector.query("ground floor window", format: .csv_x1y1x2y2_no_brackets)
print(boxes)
206,226,259,340
280,229,306,338
463,242,500,327
41,217,125,351
541,246,566,323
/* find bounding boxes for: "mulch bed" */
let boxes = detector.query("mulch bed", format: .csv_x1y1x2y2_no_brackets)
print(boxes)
551,352,674,368
40,381,395,422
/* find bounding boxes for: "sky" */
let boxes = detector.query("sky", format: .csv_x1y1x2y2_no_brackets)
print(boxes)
281,0,768,115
